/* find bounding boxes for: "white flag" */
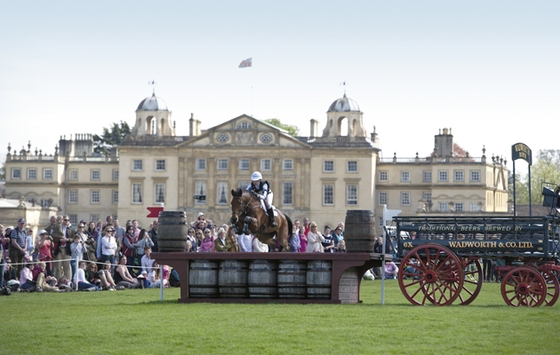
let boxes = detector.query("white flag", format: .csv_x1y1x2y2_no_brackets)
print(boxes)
238,57,252,68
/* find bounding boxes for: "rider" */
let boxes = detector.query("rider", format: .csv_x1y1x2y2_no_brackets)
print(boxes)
246,171,277,228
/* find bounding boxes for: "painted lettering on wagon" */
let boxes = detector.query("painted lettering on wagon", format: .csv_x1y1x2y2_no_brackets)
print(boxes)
402,241,535,249
416,225,525,233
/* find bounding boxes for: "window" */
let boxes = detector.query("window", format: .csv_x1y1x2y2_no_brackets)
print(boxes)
283,159,293,171
239,159,250,171
439,203,448,212
323,161,334,172
455,202,464,212
132,183,143,203
237,122,251,129
454,170,464,182
113,170,119,181
11,169,21,179
439,170,448,182
91,190,100,204
260,133,273,143
261,159,271,171
216,133,229,143
217,159,228,170
155,183,165,203
423,171,432,182
282,182,293,205
69,215,78,225
196,159,206,171
69,190,78,204
112,190,119,204
379,192,388,205
28,169,37,180
379,171,388,181
347,184,358,205
195,182,206,204
68,170,78,180
471,171,481,182
156,160,166,171
91,170,100,181
347,161,358,172
323,185,334,205
90,214,99,223
401,171,410,182
470,203,481,212
43,169,52,180
401,192,410,206
423,192,432,202
133,160,143,171
216,182,228,204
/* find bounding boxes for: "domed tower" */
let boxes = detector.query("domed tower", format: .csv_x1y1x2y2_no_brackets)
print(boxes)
131,92,175,137
322,93,367,138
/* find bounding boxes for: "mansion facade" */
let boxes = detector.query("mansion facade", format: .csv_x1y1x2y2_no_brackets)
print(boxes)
3,91,509,235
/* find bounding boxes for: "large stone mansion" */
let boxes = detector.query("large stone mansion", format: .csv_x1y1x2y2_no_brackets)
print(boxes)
3,91,509,234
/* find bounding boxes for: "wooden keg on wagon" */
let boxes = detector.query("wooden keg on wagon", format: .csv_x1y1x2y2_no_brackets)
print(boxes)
157,211,189,252
277,260,307,298
248,260,278,298
218,260,249,298
306,260,332,299
344,210,376,253
189,260,219,298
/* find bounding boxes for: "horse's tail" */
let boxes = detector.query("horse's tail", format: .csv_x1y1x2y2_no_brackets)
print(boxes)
286,214,293,238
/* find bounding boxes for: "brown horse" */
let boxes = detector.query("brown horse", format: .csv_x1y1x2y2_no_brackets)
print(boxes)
230,188,293,251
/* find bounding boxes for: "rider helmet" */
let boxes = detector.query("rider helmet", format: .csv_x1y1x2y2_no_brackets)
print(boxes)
250,171,262,181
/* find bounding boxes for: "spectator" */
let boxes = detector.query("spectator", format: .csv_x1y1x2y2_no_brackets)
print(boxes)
121,225,137,273
148,220,159,252
192,212,206,231
132,229,154,269
0,225,9,289
321,225,335,253
70,235,84,282
100,224,118,267
114,256,141,289
33,261,60,292
148,260,168,288
52,215,75,280
194,229,204,249
141,247,154,275
237,231,252,252
74,261,100,291
26,229,35,261
214,228,232,252
199,228,214,252
292,219,301,236
226,227,239,252
298,226,308,253
331,225,344,248
289,229,301,252
114,219,126,245
9,218,28,277
384,261,398,279
306,222,325,253
186,228,198,252
36,230,53,276
131,220,141,239
252,236,269,252
19,263,36,292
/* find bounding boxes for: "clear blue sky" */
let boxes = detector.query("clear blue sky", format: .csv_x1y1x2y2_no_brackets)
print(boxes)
1,1,558,167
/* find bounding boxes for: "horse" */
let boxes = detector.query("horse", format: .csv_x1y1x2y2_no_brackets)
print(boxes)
230,188,293,251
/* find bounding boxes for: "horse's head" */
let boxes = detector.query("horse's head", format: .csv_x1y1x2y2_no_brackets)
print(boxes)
230,188,246,224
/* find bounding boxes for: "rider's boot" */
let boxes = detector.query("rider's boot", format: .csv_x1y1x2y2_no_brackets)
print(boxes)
267,208,278,228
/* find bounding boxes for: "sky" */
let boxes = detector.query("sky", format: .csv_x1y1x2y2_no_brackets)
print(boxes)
1,1,559,169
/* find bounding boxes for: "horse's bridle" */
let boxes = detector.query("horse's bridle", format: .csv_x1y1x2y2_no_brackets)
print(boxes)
231,193,258,221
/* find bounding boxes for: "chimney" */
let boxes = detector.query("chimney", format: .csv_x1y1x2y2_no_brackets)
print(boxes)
310,119,318,138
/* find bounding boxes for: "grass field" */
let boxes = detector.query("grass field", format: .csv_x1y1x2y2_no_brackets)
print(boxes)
3,280,559,355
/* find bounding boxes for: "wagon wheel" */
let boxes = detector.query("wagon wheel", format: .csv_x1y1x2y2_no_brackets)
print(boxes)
541,271,560,306
500,267,547,307
398,244,464,306
455,258,483,305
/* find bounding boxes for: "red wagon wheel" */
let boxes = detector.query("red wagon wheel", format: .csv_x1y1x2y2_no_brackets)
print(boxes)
541,271,560,306
456,258,483,305
398,244,464,306
500,267,547,307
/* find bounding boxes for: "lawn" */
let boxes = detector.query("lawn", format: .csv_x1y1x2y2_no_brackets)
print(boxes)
3,280,559,355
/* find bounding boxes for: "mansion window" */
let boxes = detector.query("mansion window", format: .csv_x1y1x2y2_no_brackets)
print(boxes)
69,190,78,204
112,190,119,204
68,169,78,180
69,215,78,225
455,202,464,212
454,170,464,182
196,158,206,171
217,159,228,171
323,161,334,172
401,192,410,206
113,170,119,181
43,169,52,180
132,183,143,204
282,182,293,205
423,171,432,182
155,160,166,171
237,122,251,129
439,203,448,212
323,184,334,205
261,159,271,171
379,192,388,205
91,190,100,204
283,159,293,171
28,169,37,180
470,203,481,212
91,170,100,181
216,182,228,204
195,182,206,204
379,171,388,182
155,184,165,204
347,184,358,205
347,161,358,173
401,171,410,182
423,192,432,203
11,168,21,180
471,171,481,182
439,170,448,182
239,159,250,171
133,160,143,171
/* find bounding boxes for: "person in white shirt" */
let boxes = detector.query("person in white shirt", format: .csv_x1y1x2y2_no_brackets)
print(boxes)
100,225,118,268
306,222,325,253
140,247,154,287
74,261,100,291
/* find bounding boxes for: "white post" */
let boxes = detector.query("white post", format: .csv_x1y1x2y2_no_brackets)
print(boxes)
381,205,401,305
159,264,164,301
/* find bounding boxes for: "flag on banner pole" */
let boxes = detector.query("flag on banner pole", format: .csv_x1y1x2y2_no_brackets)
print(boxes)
238,57,252,68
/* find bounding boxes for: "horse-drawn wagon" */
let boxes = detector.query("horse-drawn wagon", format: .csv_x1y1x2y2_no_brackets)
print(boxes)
393,215,560,307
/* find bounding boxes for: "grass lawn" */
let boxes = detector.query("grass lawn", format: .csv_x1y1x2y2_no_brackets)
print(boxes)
3,280,559,355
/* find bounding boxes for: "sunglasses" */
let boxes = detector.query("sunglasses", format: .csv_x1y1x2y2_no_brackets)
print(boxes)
106,230,114,232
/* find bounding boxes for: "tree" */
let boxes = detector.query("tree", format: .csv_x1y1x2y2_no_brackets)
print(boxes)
513,149,560,205
93,121,131,156
264,118,300,137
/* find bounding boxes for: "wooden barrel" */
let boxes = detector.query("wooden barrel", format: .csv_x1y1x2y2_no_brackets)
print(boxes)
306,260,332,299
277,260,307,299
248,260,278,298
344,210,376,253
189,260,218,298
218,260,249,298
158,211,189,252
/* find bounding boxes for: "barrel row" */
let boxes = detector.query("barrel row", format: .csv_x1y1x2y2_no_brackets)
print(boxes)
189,260,332,299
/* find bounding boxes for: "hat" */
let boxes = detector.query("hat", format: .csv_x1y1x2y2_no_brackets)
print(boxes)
198,212,204,218
39,229,48,235
251,171,262,181
18,218,25,224
6,226,14,230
